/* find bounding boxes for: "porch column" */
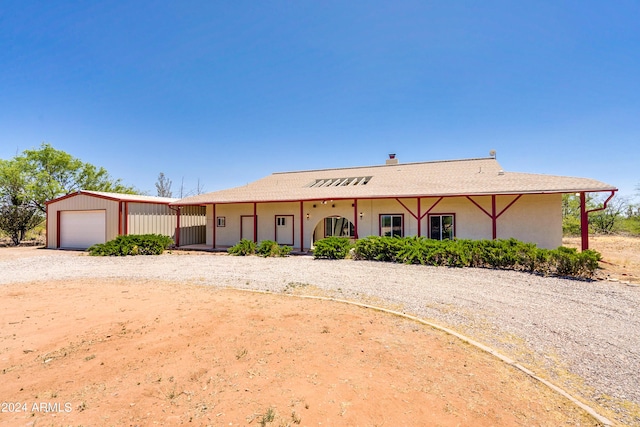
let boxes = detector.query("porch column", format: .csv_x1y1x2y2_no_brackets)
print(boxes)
299,201,304,252
175,207,181,247
118,201,123,235
417,197,421,237
253,202,257,243
212,204,216,249
580,192,589,251
353,199,359,239
492,195,497,240
124,202,129,235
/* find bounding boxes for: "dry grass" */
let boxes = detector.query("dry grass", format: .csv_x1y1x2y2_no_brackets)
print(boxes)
563,235,640,284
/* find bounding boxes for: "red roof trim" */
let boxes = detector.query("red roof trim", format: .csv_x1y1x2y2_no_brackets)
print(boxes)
46,191,175,205
169,188,617,207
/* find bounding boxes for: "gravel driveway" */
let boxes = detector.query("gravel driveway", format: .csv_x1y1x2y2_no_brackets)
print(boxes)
2,251,639,425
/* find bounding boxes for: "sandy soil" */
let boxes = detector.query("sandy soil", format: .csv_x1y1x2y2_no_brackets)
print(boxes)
2,241,630,426
564,234,640,284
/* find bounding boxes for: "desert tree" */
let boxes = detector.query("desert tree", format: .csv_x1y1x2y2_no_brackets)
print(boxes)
0,143,136,243
20,142,136,213
0,159,43,245
589,193,628,234
155,172,173,197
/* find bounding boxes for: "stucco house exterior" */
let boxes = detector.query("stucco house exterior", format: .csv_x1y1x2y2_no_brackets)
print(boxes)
173,156,617,251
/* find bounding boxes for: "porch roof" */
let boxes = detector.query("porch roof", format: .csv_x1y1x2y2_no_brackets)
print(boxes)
173,157,617,205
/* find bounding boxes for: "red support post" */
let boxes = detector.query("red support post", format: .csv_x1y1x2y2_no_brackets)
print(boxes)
253,202,257,243
299,201,304,252
176,208,181,247
212,204,216,249
417,198,421,237
492,195,497,240
118,201,123,235
353,199,359,239
581,192,589,251
124,202,129,235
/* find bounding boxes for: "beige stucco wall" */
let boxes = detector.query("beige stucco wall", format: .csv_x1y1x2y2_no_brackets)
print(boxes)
497,194,562,249
205,193,562,251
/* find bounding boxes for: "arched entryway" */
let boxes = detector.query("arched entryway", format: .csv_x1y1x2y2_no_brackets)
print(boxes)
312,216,355,246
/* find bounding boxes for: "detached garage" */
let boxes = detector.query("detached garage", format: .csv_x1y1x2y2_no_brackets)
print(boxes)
46,190,206,249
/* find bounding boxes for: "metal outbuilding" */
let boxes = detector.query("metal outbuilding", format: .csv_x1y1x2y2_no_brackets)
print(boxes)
46,190,206,249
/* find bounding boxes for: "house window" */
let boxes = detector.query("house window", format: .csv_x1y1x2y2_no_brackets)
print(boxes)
380,214,403,237
325,217,354,237
277,217,286,226
429,214,454,240
216,216,226,227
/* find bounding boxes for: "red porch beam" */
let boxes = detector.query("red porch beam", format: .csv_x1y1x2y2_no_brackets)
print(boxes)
467,194,523,240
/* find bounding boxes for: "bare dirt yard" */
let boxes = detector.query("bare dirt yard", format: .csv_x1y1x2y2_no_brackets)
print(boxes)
2,236,638,426
564,234,640,284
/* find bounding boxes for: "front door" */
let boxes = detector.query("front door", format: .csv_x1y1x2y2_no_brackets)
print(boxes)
275,215,293,246
241,215,255,241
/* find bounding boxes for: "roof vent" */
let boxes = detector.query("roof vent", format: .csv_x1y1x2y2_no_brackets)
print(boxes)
498,170,505,175
385,153,398,165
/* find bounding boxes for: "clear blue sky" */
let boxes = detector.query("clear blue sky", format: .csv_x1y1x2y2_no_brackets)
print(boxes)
1,1,639,199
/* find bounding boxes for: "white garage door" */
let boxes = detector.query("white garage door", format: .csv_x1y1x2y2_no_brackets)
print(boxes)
60,210,106,249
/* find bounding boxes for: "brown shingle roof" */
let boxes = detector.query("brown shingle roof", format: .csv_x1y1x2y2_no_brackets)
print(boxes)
174,158,617,205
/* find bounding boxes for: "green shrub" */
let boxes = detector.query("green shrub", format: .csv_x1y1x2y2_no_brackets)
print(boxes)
88,234,173,256
256,240,292,257
313,237,353,259
351,235,601,279
227,239,256,256
549,247,601,278
354,235,405,262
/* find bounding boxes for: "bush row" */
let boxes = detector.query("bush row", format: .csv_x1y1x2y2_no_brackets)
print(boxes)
312,236,601,279
88,234,174,256
227,239,292,257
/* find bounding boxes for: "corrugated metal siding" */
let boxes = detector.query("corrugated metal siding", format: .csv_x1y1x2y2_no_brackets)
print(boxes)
179,206,207,245
127,203,177,237
127,203,205,245
47,194,207,249
46,194,119,248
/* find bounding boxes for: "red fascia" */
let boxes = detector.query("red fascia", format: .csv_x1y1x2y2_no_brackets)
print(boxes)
170,189,614,207
46,191,176,206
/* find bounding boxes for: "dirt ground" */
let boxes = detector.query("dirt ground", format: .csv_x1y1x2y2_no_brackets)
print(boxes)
563,234,640,284
2,238,635,426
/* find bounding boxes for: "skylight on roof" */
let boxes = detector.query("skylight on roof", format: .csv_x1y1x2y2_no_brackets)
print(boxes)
306,176,372,188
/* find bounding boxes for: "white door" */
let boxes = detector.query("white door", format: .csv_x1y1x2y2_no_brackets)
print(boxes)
275,216,293,245
60,210,106,249
241,215,255,241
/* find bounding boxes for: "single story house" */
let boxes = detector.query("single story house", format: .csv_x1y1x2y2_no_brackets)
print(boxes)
172,156,617,251
46,190,206,249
